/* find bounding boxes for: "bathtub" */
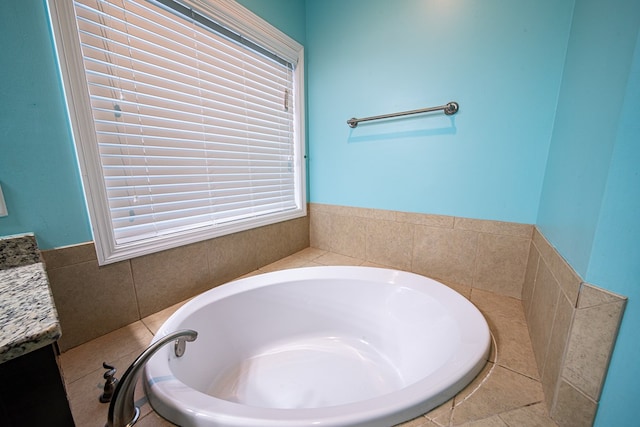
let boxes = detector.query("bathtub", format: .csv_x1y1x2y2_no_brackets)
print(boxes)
144,266,490,427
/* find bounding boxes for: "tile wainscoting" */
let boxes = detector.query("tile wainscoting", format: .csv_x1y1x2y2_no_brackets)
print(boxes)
42,203,625,426
310,203,533,298
524,229,626,427
42,216,309,351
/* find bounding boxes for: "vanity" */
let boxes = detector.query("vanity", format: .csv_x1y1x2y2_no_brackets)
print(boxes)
0,234,74,426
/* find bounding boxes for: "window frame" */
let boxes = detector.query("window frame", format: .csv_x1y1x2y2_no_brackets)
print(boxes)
47,0,306,265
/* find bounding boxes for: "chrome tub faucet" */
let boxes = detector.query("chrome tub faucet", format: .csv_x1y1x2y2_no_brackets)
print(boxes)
106,329,198,427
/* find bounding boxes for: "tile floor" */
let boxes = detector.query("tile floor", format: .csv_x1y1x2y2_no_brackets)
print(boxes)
59,248,558,427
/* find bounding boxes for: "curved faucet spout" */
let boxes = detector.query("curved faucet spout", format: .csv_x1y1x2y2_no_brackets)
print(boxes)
106,329,198,427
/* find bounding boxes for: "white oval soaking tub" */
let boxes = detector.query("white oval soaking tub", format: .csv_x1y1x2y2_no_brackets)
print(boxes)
144,266,490,427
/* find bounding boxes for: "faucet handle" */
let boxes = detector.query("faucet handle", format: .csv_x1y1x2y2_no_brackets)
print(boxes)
103,362,117,379
100,362,119,403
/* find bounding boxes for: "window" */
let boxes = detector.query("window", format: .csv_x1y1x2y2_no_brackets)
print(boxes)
47,0,306,264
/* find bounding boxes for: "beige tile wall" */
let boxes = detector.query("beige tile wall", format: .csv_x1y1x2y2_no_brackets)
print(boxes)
43,216,309,351
310,203,532,298
523,228,627,427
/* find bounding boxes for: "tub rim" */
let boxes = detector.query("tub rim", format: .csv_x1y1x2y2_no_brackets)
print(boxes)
144,266,491,427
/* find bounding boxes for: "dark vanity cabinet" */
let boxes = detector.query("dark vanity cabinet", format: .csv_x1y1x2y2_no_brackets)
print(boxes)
0,234,75,426
0,344,74,426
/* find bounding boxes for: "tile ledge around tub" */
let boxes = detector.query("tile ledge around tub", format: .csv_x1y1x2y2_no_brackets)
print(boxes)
577,282,628,309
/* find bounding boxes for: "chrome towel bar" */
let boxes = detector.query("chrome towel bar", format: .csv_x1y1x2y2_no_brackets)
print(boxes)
347,101,459,128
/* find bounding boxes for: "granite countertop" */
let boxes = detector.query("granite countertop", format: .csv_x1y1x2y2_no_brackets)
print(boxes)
0,234,62,363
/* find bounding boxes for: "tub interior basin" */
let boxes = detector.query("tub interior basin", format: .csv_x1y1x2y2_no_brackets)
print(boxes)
210,333,405,408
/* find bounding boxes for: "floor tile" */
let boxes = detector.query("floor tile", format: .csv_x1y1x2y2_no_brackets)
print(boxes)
451,364,545,425
258,253,321,272
498,402,558,426
426,398,454,425
290,246,327,261
458,415,509,427
470,289,540,379
60,321,153,383
141,299,192,335
65,345,152,426
313,251,364,265
395,415,439,426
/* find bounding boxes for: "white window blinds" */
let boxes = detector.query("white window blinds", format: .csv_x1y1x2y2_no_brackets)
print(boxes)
71,0,302,248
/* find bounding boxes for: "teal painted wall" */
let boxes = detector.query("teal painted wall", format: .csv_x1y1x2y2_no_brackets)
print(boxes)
236,0,306,45
305,0,573,224
537,0,640,276
589,32,640,423
536,0,640,425
537,0,640,427
0,0,92,249
538,0,640,427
